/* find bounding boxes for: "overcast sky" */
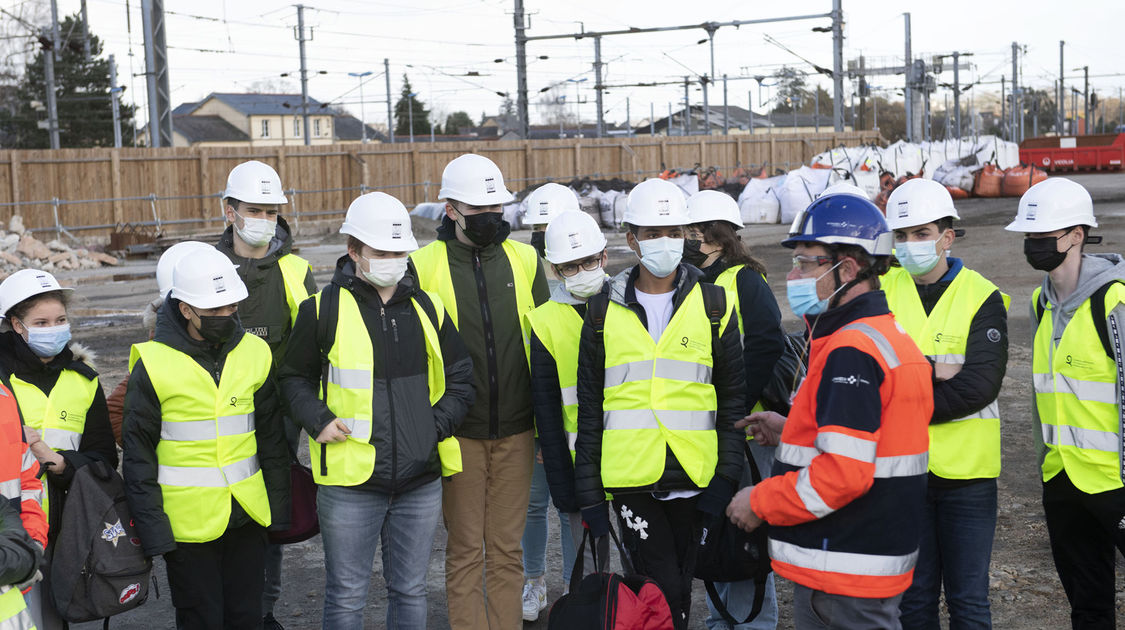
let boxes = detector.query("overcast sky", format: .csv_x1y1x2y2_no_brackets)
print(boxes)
30,0,1125,130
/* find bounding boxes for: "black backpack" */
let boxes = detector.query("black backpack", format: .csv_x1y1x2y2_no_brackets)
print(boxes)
50,461,152,624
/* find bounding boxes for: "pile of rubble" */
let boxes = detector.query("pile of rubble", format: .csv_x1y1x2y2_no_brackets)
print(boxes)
0,216,118,280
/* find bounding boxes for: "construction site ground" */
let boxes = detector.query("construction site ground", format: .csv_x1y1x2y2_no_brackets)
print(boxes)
64,172,1125,628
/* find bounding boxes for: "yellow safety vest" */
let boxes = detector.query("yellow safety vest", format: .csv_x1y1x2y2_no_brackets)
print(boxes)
10,369,99,522
525,300,584,459
129,335,273,543
600,283,735,489
0,585,34,630
1033,282,1125,493
310,287,461,486
410,239,539,361
883,265,1010,479
277,254,312,328
712,264,770,416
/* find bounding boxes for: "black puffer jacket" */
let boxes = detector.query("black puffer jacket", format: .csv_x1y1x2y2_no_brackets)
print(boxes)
0,332,117,538
279,256,475,494
122,300,291,557
573,264,746,508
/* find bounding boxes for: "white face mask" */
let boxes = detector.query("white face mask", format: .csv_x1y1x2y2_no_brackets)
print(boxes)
234,212,276,247
636,237,683,278
896,239,942,276
362,256,408,288
564,267,606,298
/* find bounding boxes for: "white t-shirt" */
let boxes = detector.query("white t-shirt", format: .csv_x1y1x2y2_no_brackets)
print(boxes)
634,288,675,342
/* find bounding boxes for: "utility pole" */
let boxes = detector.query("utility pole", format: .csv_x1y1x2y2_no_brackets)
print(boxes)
722,74,729,135
593,36,604,137
514,0,529,138
748,90,754,134
952,51,961,137
904,12,913,142
385,58,394,144
831,0,844,131
109,54,122,148
1000,76,1006,140
1082,65,1089,135
650,102,655,136
1011,42,1019,142
702,76,710,135
80,0,91,61
141,0,172,147
626,97,631,136
1058,41,1065,133
683,76,690,136
40,1,60,150
857,55,866,131
348,71,372,143
295,5,311,146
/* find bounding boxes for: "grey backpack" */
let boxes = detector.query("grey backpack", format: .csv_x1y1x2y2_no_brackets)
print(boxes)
50,460,152,624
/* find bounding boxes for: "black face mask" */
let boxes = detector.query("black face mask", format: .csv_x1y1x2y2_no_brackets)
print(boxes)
530,231,546,258
191,308,239,344
682,239,709,268
1024,231,1074,272
457,210,505,247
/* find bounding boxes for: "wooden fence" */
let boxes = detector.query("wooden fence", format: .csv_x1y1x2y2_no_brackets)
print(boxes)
0,130,882,236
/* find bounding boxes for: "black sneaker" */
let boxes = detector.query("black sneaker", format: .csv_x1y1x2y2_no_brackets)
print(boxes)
262,613,284,630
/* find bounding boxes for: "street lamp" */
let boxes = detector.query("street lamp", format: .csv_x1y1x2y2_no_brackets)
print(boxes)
408,92,418,143
348,71,373,143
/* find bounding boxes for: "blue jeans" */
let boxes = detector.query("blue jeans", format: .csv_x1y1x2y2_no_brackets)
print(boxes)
318,479,443,630
706,440,779,630
522,441,577,581
899,478,997,630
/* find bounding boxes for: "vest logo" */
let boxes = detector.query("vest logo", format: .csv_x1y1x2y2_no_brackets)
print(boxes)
102,520,126,547
619,505,649,540
213,276,227,293
832,374,871,387
119,583,141,605
484,177,497,193
245,326,268,338
567,231,583,249
259,179,273,195
1065,355,1095,370
987,328,1001,343
680,336,707,353
230,396,238,407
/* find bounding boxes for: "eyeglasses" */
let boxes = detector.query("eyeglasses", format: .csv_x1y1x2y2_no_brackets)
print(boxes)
556,255,603,277
791,255,835,274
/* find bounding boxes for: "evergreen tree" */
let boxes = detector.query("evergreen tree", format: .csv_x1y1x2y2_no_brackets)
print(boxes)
444,111,473,135
0,13,134,148
393,74,432,136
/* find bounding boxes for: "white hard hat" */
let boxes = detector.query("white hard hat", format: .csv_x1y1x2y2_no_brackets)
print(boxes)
156,241,215,298
1005,177,1097,233
544,210,607,264
171,248,248,310
223,160,288,205
884,179,960,231
820,182,868,199
523,183,580,226
0,269,73,318
624,178,690,227
686,190,743,228
339,192,419,253
438,154,515,206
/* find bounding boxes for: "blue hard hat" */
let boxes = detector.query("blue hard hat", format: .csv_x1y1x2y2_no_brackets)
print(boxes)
782,193,893,257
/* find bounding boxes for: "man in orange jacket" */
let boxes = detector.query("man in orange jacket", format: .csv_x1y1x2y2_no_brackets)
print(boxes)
727,194,932,629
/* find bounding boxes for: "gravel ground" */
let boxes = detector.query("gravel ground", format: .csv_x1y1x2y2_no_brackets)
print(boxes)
59,172,1125,628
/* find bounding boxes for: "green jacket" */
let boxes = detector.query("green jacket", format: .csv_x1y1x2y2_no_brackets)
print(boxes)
419,216,548,439
216,216,317,365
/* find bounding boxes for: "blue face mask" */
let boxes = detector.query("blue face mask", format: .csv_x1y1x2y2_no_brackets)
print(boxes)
22,323,71,358
786,262,842,318
896,239,942,276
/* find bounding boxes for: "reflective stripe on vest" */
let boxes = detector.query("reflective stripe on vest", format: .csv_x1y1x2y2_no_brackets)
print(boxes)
277,254,312,328
770,539,918,578
713,264,770,415
0,585,34,630
600,283,734,489
525,300,584,460
1032,283,1125,493
310,288,460,485
883,266,1009,479
776,442,929,478
411,239,539,362
10,371,98,453
129,335,273,543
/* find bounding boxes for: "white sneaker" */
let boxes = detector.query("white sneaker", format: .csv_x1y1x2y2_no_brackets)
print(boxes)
521,575,548,622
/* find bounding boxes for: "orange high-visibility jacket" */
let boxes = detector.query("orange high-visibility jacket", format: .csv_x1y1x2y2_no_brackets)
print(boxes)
751,300,932,599
0,380,46,548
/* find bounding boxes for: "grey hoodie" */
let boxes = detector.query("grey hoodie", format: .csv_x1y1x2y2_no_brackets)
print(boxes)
1032,252,1125,463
